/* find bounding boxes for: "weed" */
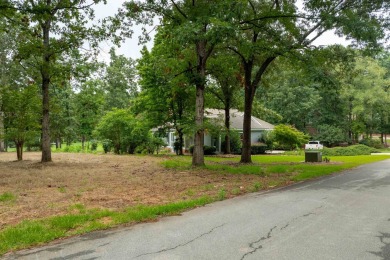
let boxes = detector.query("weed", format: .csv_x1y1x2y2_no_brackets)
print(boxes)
202,184,214,191
232,187,241,195
0,192,16,203
218,188,226,200
185,189,195,197
252,182,262,192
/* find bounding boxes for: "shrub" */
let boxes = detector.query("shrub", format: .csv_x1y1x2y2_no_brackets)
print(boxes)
90,140,98,151
322,144,379,156
359,138,384,149
102,139,112,154
273,124,309,150
189,145,217,155
221,130,242,154
251,143,267,154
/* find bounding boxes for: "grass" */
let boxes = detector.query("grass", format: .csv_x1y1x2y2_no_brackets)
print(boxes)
0,192,16,203
0,197,213,255
162,154,390,182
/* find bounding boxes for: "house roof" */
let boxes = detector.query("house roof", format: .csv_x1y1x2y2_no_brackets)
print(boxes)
205,109,274,131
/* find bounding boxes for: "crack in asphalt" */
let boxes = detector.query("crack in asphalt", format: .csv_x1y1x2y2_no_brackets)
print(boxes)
134,223,226,259
240,205,324,259
240,226,277,260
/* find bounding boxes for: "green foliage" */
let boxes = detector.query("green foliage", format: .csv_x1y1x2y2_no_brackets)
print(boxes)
322,145,379,156
90,140,98,151
221,130,242,154
102,139,112,154
1,84,41,159
315,124,347,146
104,48,137,110
94,109,150,154
273,125,309,150
359,138,384,149
251,143,268,155
135,134,166,154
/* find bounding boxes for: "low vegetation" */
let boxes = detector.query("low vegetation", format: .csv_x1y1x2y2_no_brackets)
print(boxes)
322,144,379,156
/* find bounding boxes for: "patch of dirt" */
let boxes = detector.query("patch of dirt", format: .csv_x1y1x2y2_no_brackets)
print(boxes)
0,152,291,229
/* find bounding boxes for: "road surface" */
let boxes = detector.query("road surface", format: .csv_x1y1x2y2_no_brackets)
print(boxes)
4,159,390,259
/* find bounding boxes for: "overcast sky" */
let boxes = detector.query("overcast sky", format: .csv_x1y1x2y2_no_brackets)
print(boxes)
92,1,350,62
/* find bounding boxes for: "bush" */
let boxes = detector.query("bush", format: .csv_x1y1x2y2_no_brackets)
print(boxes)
102,139,112,153
189,145,217,155
221,130,242,154
273,124,309,150
322,144,379,156
251,143,267,154
359,138,384,149
90,140,98,151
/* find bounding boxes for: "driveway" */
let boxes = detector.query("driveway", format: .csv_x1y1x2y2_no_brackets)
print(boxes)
4,159,390,260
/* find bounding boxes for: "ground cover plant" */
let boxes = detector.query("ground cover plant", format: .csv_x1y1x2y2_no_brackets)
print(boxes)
0,152,389,255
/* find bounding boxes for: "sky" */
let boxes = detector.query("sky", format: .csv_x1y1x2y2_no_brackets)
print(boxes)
92,1,351,62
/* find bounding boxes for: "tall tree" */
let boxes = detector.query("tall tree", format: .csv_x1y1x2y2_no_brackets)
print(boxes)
104,48,137,110
2,84,41,160
74,80,105,149
136,44,194,155
1,0,106,162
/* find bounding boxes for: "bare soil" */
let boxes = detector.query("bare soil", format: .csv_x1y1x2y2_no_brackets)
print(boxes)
0,152,292,229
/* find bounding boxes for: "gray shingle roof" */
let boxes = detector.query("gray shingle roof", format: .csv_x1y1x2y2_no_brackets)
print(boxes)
205,109,274,130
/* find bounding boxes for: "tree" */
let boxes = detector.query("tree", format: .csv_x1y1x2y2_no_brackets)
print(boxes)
2,85,41,160
1,0,106,162
315,124,346,147
74,80,105,150
136,44,194,155
94,109,149,154
104,48,137,110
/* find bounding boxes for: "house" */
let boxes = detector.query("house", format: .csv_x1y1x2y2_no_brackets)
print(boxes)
164,109,275,153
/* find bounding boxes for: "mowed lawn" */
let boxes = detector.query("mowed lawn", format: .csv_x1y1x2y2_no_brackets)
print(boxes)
0,151,389,255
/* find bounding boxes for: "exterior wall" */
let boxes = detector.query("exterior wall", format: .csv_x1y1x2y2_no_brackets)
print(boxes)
204,134,213,147
250,130,263,143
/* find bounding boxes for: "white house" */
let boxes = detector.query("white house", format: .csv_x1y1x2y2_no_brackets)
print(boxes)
164,109,275,153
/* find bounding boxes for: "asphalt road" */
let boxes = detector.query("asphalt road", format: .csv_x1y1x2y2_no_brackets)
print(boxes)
4,159,390,260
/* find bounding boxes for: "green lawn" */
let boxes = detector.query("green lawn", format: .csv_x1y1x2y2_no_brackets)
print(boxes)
162,154,390,181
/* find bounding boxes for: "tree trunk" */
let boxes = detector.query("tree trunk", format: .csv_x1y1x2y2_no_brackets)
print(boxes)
41,21,52,162
178,129,184,156
0,111,4,152
240,85,255,163
192,39,209,166
192,85,205,166
16,141,23,161
81,135,85,150
224,105,231,154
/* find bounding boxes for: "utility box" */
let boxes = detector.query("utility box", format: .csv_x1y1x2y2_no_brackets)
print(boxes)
305,151,322,162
